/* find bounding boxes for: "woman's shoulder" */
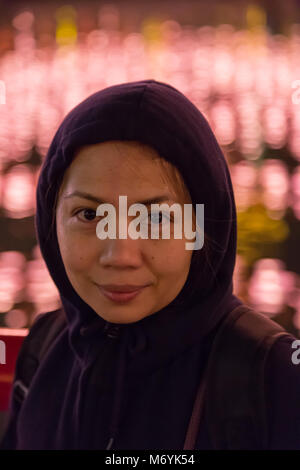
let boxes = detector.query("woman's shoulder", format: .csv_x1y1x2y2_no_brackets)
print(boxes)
19,307,67,359
28,307,66,335
265,332,300,386
233,305,300,389
264,332,300,449
13,307,67,391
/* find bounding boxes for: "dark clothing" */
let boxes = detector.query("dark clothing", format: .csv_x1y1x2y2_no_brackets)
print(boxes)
1,307,300,449
1,80,300,449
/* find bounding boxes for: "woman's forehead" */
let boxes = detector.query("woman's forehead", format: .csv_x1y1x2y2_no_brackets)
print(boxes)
59,141,191,204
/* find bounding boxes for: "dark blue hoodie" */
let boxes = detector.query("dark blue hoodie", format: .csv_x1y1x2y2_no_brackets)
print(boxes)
1,80,300,450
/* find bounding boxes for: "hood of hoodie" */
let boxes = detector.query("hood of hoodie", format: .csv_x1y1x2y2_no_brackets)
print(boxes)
34,79,242,449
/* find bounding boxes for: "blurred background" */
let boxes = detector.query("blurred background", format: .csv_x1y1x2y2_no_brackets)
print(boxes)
0,0,300,336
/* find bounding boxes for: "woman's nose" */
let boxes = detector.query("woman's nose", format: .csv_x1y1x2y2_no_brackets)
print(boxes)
98,236,143,269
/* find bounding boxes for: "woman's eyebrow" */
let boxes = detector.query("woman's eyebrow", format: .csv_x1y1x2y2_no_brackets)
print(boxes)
63,191,177,205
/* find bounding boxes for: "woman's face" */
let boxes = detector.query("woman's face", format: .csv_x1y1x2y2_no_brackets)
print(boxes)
56,141,194,324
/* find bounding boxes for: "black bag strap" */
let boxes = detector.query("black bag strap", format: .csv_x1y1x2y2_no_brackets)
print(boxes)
12,307,67,406
184,304,290,450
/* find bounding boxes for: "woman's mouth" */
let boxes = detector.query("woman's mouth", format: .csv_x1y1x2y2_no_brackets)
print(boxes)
96,284,149,303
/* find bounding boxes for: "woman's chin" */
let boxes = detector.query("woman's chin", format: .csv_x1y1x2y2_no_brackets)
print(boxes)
92,306,153,324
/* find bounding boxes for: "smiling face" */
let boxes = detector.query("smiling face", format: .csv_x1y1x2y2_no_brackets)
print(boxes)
55,140,195,324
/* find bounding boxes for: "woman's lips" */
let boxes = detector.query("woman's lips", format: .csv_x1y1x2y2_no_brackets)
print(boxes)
96,285,148,303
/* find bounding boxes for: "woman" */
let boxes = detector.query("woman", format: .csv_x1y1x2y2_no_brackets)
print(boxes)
1,79,300,450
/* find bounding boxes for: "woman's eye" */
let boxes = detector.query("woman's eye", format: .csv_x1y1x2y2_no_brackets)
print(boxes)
148,212,170,224
75,208,97,222
73,209,172,225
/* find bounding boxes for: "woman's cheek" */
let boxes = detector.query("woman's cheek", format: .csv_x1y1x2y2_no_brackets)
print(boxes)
64,251,91,278
59,229,94,271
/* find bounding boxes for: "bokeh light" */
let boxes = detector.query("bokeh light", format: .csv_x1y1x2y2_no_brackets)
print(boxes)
0,1,299,335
